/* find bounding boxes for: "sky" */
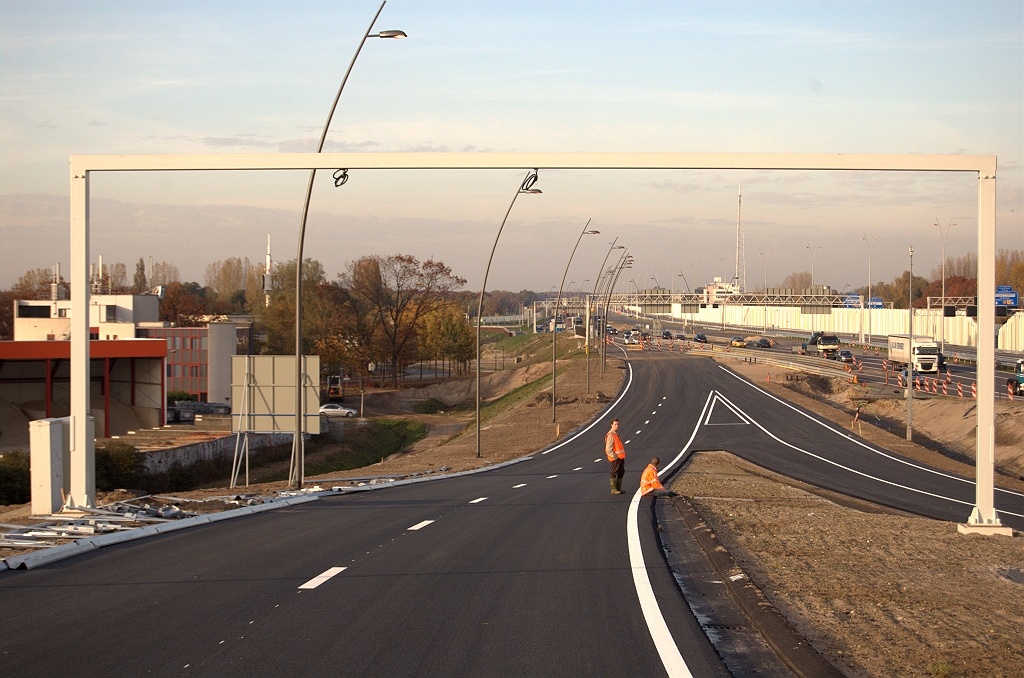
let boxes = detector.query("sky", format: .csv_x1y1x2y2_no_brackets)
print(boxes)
2,0,1022,294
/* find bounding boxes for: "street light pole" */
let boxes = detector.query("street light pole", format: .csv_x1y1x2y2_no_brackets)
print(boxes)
805,243,822,335
553,220,598,423
935,219,955,354
290,1,405,488
860,234,881,347
476,171,542,459
601,250,631,374
760,250,773,335
907,245,914,442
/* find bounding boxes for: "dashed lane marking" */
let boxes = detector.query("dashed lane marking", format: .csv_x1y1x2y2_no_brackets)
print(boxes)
408,520,434,531
635,430,642,434
298,566,347,590
573,467,583,471
513,483,527,488
644,420,650,424
469,497,488,504
547,475,558,479
594,459,601,462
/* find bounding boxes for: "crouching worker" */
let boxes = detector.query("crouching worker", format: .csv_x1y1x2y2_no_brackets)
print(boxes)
640,457,677,497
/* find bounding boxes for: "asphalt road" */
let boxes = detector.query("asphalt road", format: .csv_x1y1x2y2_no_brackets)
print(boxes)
3,352,1022,677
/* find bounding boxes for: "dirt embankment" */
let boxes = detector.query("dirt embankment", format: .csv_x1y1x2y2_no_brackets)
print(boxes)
672,452,1024,678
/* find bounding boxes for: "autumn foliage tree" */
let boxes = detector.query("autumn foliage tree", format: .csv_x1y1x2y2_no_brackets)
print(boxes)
339,255,466,388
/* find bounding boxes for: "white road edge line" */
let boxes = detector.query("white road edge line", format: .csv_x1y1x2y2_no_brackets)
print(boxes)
469,497,488,504
537,363,634,455
626,390,713,678
408,520,434,531
718,366,1024,501
711,390,1020,515
298,566,347,590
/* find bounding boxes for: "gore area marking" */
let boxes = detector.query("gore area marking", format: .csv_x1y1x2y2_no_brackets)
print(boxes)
469,497,488,504
513,483,527,488
298,566,347,590
547,475,558,479
573,467,583,471
408,520,434,531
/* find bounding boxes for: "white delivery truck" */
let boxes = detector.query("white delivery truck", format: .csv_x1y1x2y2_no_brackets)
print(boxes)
887,334,940,374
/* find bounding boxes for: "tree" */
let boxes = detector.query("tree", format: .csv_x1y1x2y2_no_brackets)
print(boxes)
150,261,181,287
133,258,148,293
876,270,928,309
931,252,977,281
996,249,1024,287
422,302,474,371
107,262,130,293
339,255,466,388
160,281,209,326
12,268,54,299
780,271,811,290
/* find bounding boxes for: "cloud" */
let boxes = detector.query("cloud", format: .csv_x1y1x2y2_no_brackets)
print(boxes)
807,77,823,94
87,121,107,126
36,121,57,129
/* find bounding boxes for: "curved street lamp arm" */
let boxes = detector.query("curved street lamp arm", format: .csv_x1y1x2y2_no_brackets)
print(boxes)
291,1,389,488
476,171,534,458
552,218,592,422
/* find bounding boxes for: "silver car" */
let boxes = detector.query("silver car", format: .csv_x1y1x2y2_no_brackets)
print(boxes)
319,403,358,417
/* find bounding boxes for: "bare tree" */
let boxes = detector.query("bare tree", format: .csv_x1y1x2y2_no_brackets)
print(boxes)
340,255,466,388
780,271,812,290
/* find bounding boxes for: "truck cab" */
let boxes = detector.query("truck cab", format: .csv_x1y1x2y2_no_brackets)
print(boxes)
800,332,841,359
1010,360,1024,396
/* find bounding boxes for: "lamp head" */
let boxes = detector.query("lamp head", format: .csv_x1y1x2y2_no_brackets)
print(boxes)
520,170,541,194
375,30,407,39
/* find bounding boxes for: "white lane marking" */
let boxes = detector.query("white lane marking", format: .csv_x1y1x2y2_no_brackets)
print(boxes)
625,393,711,678
644,420,650,424
635,430,642,434
469,497,488,504
513,483,527,488
536,364,634,456
625,440,632,444
652,411,657,415
658,403,662,406
298,566,347,590
573,467,583,471
594,459,601,463
408,520,434,531
547,475,558,479
718,366,1024,501
662,396,667,400
712,390,999,513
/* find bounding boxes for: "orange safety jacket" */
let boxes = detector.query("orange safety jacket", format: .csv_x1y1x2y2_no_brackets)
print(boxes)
605,430,625,462
640,464,665,496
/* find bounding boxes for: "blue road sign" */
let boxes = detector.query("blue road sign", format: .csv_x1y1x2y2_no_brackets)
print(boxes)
995,292,1018,307
997,285,1013,293
868,297,884,309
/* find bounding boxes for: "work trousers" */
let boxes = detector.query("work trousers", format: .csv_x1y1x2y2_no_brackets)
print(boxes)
609,457,624,479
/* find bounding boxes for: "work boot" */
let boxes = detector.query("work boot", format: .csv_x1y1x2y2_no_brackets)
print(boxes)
610,478,623,495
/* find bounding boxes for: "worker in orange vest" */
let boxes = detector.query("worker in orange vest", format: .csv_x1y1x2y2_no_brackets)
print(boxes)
640,457,677,498
605,418,626,495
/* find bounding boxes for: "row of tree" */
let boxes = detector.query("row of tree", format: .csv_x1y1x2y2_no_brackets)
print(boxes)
770,249,1024,309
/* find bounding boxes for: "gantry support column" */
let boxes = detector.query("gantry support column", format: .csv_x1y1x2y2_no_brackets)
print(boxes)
69,166,95,508
959,170,1010,535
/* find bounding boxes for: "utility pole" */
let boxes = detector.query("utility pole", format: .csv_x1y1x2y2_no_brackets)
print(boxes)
907,245,914,442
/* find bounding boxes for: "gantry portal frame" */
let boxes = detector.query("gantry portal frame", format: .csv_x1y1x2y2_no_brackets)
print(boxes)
68,151,1004,533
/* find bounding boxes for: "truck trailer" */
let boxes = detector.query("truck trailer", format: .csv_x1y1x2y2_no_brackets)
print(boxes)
887,334,940,374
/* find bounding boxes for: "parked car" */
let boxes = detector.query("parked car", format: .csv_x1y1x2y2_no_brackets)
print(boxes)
661,330,673,340
694,333,708,343
320,403,358,418
838,349,854,363
730,337,747,348
755,338,771,349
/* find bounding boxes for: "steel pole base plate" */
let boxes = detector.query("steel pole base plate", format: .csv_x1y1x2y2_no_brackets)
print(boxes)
959,507,1013,536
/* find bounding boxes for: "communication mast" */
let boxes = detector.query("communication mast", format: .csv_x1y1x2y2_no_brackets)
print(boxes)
735,182,746,292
